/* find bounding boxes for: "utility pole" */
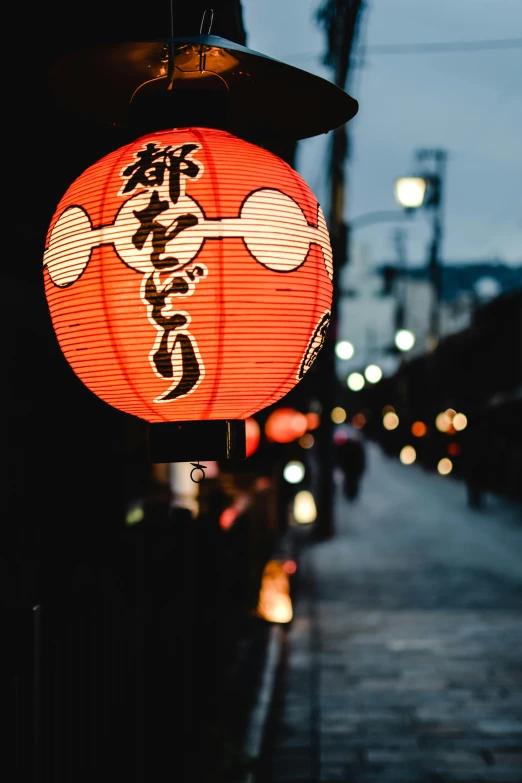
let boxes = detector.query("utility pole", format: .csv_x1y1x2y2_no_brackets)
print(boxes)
392,226,408,333
415,148,447,349
314,0,366,539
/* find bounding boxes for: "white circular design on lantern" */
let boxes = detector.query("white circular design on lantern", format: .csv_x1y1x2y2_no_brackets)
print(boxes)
44,187,333,286
240,189,333,276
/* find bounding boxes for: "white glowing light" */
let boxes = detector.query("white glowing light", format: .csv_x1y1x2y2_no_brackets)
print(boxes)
395,329,416,351
364,364,383,383
400,445,417,465
437,458,453,475
383,412,399,430
336,340,354,360
435,412,452,433
452,413,468,431
284,461,305,484
293,490,317,524
347,372,365,391
394,177,427,208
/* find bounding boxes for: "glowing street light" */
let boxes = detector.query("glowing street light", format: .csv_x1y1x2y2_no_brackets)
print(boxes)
283,461,305,484
364,364,383,383
347,372,365,391
395,329,415,352
336,340,354,360
394,177,427,208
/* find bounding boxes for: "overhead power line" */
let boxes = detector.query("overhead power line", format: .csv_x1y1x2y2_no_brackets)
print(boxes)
285,38,522,62
361,37,522,55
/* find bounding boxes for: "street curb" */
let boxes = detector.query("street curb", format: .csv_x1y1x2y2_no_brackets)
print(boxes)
240,623,285,783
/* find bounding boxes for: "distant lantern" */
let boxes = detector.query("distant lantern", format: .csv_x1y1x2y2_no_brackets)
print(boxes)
43,127,333,427
265,408,309,444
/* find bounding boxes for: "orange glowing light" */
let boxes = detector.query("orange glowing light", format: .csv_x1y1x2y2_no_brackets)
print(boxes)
305,411,320,430
411,421,427,437
219,507,237,530
245,416,261,457
219,492,249,530
265,408,308,443
256,560,293,623
43,127,333,423
351,412,367,429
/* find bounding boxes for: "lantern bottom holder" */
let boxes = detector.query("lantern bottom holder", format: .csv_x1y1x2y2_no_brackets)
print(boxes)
147,419,246,464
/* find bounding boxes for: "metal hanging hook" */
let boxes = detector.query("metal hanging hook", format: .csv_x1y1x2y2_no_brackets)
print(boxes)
190,461,207,483
200,8,214,35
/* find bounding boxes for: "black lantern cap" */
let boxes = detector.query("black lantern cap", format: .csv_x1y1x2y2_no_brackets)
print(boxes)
48,34,359,140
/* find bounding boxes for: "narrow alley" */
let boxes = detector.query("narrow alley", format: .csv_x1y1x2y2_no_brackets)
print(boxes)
260,441,522,783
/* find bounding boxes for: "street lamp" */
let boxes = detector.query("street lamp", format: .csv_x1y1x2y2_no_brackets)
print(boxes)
394,328,415,352
394,149,447,349
394,177,426,209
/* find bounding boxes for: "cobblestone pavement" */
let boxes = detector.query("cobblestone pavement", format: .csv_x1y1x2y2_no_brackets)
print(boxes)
259,442,522,783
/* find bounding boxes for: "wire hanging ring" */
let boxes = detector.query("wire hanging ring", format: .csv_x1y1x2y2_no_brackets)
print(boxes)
190,461,207,483
200,8,214,35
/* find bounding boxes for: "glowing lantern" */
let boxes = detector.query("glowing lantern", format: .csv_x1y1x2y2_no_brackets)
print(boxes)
265,407,309,444
43,127,333,430
245,417,261,458
256,560,293,624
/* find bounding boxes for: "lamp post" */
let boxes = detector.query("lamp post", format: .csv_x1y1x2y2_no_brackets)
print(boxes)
394,148,447,349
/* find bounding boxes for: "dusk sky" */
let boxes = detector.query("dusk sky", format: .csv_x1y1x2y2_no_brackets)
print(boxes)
242,0,522,268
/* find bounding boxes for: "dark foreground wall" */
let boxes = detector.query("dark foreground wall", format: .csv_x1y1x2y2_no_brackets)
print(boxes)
4,2,291,779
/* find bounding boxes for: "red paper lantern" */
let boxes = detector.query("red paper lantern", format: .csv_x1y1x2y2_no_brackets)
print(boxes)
265,407,308,444
43,127,333,423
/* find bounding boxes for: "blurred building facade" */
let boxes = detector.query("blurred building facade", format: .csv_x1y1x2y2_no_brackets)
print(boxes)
337,242,522,383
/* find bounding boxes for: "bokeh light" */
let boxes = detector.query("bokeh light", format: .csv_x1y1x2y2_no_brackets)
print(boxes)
284,461,305,484
299,433,315,449
382,405,395,415
335,340,354,360
394,329,415,351
265,407,308,443
364,364,383,383
347,372,365,391
437,458,453,475
447,442,461,456
411,421,427,437
331,406,347,424
283,560,297,575
351,412,367,429
400,445,417,465
293,490,317,523
305,411,320,430
453,413,468,431
333,427,349,445
383,412,399,430
435,412,452,432
245,416,261,457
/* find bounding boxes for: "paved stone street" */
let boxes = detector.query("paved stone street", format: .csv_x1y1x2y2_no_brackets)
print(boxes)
259,442,522,783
